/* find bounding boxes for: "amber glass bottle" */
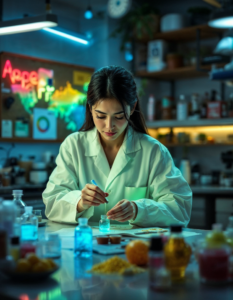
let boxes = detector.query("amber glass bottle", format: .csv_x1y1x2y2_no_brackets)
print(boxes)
164,225,192,281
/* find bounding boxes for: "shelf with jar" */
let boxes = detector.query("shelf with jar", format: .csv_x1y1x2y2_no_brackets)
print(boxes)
148,124,233,148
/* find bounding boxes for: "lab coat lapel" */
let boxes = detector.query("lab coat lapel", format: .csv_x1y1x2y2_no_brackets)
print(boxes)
84,127,110,178
105,126,141,191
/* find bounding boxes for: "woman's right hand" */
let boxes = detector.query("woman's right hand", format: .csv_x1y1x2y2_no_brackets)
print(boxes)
77,184,108,212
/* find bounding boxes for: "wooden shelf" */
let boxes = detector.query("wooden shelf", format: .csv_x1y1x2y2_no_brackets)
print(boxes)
0,138,64,143
146,118,233,128
136,24,224,43
162,142,233,147
135,65,225,80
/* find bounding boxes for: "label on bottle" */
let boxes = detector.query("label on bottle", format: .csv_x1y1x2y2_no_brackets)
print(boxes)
177,103,187,120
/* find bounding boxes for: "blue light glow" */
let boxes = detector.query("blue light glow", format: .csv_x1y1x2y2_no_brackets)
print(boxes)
84,9,93,19
43,28,89,45
209,17,233,28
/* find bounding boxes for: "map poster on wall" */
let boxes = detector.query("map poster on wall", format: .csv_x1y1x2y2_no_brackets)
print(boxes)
0,52,94,140
33,108,57,140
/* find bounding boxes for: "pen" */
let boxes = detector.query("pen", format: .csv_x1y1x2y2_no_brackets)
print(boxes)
91,180,109,203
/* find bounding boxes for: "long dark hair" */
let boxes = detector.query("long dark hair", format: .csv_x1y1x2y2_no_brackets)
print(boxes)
79,65,148,134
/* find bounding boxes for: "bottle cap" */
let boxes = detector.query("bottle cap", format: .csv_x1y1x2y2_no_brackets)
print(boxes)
150,236,163,251
170,224,182,233
101,215,107,219
12,190,23,196
25,206,33,213
11,236,20,245
78,218,88,226
212,223,222,231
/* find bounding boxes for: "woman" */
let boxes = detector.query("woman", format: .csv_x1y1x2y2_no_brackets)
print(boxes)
43,66,192,227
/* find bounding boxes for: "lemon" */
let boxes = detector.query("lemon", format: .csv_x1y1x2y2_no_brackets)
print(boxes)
16,259,31,273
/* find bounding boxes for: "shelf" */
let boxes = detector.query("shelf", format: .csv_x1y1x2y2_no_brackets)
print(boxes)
0,138,64,143
161,142,233,147
135,65,225,80
146,118,233,128
136,24,224,43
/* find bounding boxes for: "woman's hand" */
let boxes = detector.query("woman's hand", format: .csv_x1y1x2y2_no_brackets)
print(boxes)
106,200,137,222
77,184,108,212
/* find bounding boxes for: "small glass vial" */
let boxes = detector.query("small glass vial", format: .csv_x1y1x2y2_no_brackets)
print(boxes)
99,215,110,232
42,234,61,259
12,190,25,217
33,210,42,222
74,218,92,258
10,236,20,261
21,206,38,241
149,236,171,291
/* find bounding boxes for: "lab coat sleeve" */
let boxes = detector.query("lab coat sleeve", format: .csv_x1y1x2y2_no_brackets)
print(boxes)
129,143,192,228
42,136,93,224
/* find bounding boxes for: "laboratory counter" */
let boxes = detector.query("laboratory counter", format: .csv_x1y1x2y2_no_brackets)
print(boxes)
0,221,233,300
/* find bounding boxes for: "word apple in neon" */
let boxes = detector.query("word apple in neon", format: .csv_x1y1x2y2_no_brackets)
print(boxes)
2,60,38,89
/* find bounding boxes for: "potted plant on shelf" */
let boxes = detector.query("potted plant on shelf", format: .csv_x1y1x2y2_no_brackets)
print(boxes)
109,3,160,51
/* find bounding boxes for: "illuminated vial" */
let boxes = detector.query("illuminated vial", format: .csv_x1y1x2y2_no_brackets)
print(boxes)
99,215,110,232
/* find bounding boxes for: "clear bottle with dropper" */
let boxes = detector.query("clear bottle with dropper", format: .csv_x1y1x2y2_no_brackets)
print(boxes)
12,190,25,217
99,215,110,232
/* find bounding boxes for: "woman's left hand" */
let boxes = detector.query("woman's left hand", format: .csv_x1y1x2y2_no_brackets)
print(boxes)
107,200,137,222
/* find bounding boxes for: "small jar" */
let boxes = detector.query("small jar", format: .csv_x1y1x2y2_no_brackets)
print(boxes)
99,215,110,232
33,210,42,222
41,234,61,259
167,53,183,69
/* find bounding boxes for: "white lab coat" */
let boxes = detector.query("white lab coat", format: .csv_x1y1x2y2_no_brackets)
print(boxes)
42,125,192,227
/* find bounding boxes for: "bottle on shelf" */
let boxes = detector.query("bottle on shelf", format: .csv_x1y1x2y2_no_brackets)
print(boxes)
12,190,25,217
229,93,233,117
179,159,191,184
164,225,192,281
176,95,188,120
21,206,38,242
46,156,56,179
190,93,200,119
147,95,156,121
207,90,221,119
74,218,92,258
161,96,172,120
201,92,209,119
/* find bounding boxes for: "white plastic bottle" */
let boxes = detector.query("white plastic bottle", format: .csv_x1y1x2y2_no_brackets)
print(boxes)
147,95,156,121
12,190,25,217
21,206,38,241
177,95,188,120
179,160,191,184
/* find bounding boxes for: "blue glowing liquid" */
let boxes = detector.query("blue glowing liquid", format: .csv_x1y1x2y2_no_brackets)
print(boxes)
74,225,92,258
21,224,38,241
99,219,110,232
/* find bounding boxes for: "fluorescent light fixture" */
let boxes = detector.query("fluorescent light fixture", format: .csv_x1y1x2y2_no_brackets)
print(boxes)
209,10,233,28
0,14,58,35
43,28,89,45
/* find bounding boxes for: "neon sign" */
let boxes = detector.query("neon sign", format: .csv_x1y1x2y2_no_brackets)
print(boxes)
2,60,38,89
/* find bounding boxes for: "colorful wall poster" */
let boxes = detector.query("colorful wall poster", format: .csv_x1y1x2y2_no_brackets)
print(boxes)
33,108,57,140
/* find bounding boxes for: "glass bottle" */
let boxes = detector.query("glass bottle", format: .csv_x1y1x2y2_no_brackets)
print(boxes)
177,95,188,120
164,225,192,281
198,224,230,284
21,206,38,241
99,215,110,232
201,92,209,119
74,218,92,258
149,236,171,291
12,190,25,217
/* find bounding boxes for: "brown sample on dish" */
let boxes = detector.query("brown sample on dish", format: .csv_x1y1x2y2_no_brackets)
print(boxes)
96,236,109,244
109,235,121,244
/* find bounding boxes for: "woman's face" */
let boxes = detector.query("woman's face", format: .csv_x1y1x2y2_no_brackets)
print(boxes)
90,98,132,146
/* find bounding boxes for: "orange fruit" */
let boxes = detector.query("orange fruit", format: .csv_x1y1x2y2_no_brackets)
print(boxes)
125,240,149,266
32,259,51,273
26,253,41,266
16,259,31,273
45,258,57,269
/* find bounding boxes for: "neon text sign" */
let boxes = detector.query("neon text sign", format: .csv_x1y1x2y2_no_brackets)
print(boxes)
2,60,38,89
